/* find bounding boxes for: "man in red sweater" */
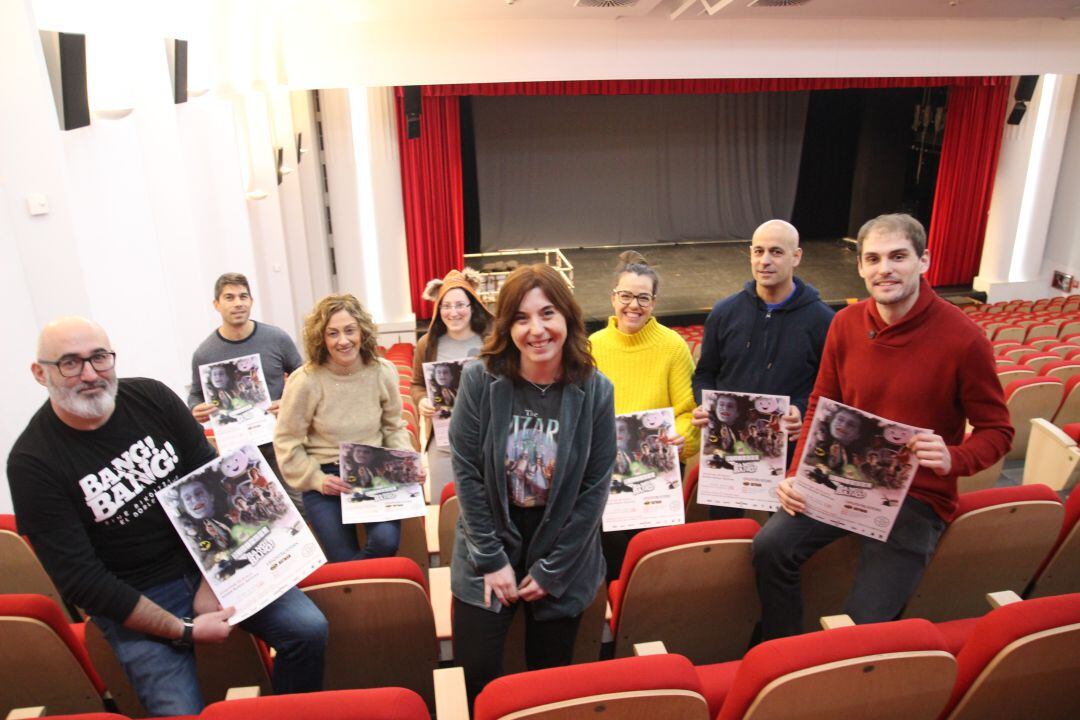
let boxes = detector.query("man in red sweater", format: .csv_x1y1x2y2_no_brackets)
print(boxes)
752,213,1013,639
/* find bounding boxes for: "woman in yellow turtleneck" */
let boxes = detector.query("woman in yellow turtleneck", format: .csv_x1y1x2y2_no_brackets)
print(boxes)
589,250,699,579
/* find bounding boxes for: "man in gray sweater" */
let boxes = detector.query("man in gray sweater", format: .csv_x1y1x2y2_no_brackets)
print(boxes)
187,273,303,507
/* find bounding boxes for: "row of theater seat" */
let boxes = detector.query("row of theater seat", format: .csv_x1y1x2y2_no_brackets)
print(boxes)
963,293,1080,315
380,343,421,452
8,590,1080,719
5,475,1076,716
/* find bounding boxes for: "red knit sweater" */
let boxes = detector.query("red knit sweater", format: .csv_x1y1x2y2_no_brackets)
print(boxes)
791,279,1013,521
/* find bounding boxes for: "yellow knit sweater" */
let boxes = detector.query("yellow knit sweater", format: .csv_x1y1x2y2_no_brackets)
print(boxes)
589,316,700,459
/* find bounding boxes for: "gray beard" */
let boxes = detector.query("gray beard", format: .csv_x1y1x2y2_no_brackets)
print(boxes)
48,376,118,419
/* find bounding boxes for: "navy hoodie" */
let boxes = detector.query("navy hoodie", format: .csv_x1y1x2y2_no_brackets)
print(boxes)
692,277,834,415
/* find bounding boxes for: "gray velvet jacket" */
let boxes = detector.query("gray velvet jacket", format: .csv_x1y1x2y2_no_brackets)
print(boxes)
448,361,615,620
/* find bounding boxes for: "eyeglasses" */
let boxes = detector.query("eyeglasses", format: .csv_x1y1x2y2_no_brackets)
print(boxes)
440,301,470,312
611,290,655,308
38,351,116,378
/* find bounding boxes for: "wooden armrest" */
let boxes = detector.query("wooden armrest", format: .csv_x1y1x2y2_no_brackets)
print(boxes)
605,601,612,622
633,641,668,656
426,504,440,556
820,614,855,630
429,566,453,640
6,708,46,719
434,666,469,720
225,686,262,700
986,590,1023,609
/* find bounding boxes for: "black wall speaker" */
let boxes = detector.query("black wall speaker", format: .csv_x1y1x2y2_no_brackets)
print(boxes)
169,39,188,104
1007,75,1040,125
1015,75,1039,102
40,30,90,130
404,85,422,139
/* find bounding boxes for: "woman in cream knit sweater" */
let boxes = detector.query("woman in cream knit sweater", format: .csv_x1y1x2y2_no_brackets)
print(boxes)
274,294,415,562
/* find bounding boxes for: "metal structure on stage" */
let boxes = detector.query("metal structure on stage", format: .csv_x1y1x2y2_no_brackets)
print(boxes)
464,248,575,306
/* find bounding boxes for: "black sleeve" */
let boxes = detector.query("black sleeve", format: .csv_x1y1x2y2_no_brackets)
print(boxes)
9,452,143,622
692,305,722,404
148,378,219,471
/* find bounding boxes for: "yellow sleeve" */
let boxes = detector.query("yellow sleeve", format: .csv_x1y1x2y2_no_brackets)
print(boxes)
668,337,700,460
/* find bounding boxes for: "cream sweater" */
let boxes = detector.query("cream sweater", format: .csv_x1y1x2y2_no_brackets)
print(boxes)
274,358,412,492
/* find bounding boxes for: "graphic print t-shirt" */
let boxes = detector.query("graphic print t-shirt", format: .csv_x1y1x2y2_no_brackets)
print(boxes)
8,378,218,619
506,383,563,507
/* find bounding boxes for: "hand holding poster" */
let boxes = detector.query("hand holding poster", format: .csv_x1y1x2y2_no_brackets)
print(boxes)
792,397,926,541
422,359,469,447
156,446,325,624
339,443,427,524
200,354,276,455
697,391,789,512
603,408,685,532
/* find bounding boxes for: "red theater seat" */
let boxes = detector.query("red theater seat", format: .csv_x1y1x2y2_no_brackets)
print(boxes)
474,654,711,720
1053,375,1080,427
1039,359,1080,382
700,619,955,720
1004,376,1065,459
438,482,459,567
1027,480,1080,598
200,687,429,720
0,515,74,621
902,485,1064,621
298,558,437,709
938,593,1080,720
608,519,760,663
1017,351,1059,372
0,594,105,716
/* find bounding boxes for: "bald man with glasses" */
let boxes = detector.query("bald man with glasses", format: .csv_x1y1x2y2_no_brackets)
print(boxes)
8,316,326,716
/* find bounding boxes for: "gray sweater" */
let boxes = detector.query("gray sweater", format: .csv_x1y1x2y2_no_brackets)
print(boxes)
187,321,302,408
449,361,615,620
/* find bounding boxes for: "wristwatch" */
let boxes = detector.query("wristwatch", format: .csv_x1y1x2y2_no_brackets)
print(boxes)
171,616,194,649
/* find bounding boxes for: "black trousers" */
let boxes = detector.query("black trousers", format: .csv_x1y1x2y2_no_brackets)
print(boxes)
452,505,583,703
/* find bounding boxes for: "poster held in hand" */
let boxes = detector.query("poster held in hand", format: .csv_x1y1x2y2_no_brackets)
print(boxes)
698,390,789,512
793,397,925,541
200,354,275,454
422,359,470,447
603,407,684,532
156,445,325,624
339,443,427,524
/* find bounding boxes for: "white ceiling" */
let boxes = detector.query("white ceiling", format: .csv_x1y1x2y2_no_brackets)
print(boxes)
303,0,1080,22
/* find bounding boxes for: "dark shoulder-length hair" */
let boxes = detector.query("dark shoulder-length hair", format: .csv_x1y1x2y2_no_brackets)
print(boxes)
480,264,595,384
424,294,492,362
302,294,380,367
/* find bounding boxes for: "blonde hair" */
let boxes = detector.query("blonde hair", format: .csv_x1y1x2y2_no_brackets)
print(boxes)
302,294,379,367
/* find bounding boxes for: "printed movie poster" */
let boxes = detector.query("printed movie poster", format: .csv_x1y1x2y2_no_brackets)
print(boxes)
156,446,325,624
338,443,426,524
603,408,685,532
698,390,789,512
199,354,275,455
422,359,470,447
793,397,925,541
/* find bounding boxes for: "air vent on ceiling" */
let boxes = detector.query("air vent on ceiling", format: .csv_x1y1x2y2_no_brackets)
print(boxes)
574,0,640,8
748,0,812,7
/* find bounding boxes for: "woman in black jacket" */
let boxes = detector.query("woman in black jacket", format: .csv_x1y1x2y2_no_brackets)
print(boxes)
448,264,616,703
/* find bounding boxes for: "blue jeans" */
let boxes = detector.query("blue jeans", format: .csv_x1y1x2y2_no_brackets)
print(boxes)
93,574,328,716
751,496,946,640
304,464,401,563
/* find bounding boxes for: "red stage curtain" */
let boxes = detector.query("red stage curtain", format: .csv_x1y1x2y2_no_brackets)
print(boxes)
420,77,1001,97
393,77,1011,311
395,95,463,319
926,81,1011,287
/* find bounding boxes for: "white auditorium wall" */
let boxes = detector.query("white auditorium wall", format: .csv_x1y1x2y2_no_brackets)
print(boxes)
1044,83,1080,290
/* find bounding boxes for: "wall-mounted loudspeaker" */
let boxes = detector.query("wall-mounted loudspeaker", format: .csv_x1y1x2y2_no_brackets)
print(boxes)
404,85,422,139
166,39,188,104
1007,75,1039,125
39,30,90,130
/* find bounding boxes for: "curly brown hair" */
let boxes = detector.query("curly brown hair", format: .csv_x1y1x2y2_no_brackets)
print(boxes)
480,264,595,384
302,294,380,367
